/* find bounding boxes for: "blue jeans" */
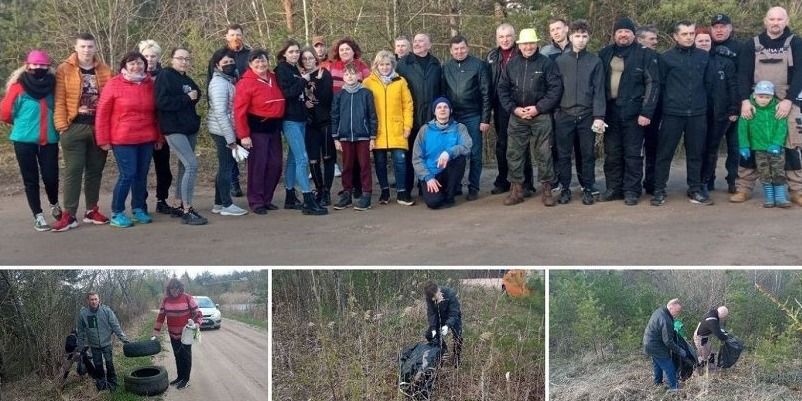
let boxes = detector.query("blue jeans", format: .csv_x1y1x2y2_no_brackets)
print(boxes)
212,135,235,207
652,356,678,389
457,114,482,192
283,120,311,193
111,143,153,213
373,149,406,192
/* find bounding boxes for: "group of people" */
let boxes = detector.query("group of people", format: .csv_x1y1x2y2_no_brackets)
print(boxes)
5,7,802,232
643,299,731,391
64,279,202,392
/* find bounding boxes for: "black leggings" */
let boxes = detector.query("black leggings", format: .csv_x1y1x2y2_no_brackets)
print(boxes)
170,338,193,382
306,124,336,191
14,141,59,216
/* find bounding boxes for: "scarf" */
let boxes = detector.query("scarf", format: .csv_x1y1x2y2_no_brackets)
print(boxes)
379,71,397,85
121,68,146,83
20,71,55,99
342,82,363,94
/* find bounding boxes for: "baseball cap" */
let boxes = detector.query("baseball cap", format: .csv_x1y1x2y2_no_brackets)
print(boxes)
754,80,775,96
711,14,732,26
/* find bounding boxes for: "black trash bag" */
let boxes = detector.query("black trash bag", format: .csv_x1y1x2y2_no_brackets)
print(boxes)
79,349,99,379
673,336,698,381
717,333,743,368
399,340,444,400
65,330,78,353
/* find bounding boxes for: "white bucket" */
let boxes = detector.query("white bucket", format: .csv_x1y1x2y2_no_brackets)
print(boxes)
181,319,197,345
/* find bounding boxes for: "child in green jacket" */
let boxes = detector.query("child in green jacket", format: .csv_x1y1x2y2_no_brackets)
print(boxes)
738,81,790,207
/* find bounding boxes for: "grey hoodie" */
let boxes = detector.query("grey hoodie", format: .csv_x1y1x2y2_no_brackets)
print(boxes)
76,304,128,349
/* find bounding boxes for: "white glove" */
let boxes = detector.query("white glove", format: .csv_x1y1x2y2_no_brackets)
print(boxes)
150,336,156,341
440,325,449,337
591,120,608,134
431,330,437,339
232,144,249,162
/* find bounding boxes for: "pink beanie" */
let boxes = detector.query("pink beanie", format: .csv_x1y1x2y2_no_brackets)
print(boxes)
26,50,50,65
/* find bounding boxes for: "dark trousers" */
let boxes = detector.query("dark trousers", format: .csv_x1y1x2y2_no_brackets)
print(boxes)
420,156,467,209
493,105,533,190
91,346,117,389
247,132,283,209
306,124,336,192
702,114,738,186
654,114,707,193
13,141,59,216
555,112,596,189
111,143,153,213
642,111,661,192
232,160,241,185
603,104,645,195
151,141,172,201
212,135,235,207
170,338,193,382
341,140,372,193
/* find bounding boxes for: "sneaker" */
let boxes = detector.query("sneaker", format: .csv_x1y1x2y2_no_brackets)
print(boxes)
34,213,51,232
50,203,62,220
252,206,268,215
169,378,182,386
397,191,415,206
131,208,152,224
170,205,185,218
466,189,479,201
689,191,713,205
334,164,342,177
181,208,208,225
558,188,571,204
156,200,170,214
581,190,594,205
333,191,352,210
110,213,134,228
600,189,624,202
354,194,372,211
52,212,78,232
624,192,639,206
490,185,509,195
220,204,248,216
83,206,109,225
551,182,564,193
176,380,190,390
379,189,390,205
650,192,666,206
211,204,223,214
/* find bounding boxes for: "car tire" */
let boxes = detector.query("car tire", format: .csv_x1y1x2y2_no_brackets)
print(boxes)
124,365,169,396
123,339,161,357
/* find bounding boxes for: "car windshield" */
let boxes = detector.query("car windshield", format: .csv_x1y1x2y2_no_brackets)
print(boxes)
195,297,215,308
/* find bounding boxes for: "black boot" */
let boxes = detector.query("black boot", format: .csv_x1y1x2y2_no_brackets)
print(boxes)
284,188,300,210
302,192,328,215
320,190,331,207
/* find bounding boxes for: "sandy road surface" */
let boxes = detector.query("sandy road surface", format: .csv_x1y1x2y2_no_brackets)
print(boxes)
154,318,267,401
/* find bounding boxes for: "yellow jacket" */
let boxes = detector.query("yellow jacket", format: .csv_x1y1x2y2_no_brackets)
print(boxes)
363,72,413,150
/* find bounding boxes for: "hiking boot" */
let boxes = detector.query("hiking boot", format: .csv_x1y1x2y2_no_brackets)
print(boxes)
181,208,208,225
156,200,173,214
729,191,750,203
284,188,300,209
490,184,509,195
624,192,639,206
220,204,248,216
689,191,713,205
581,190,594,205
558,188,571,204
774,185,791,208
131,208,152,224
503,183,524,206
542,182,555,206
650,192,666,206
320,190,331,207
791,191,802,207
600,189,624,202
50,203,62,220
176,380,190,390
397,191,415,206
110,213,134,228
230,182,244,197
302,192,328,215
83,206,109,225
34,213,51,232
354,194,372,211
466,189,479,201
334,191,352,210
379,188,391,205
52,212,78,232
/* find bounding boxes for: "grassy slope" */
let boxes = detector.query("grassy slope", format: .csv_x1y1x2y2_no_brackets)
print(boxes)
224,313,268,331
272,285,545,401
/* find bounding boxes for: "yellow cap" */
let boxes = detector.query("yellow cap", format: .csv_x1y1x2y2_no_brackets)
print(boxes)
517,28,540,44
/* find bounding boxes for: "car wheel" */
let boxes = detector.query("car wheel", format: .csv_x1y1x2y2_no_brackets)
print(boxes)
124,365,169,396
123,339,161,357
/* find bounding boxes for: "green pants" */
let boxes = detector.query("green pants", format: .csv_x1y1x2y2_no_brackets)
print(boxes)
755,150,786,185
61,123,108,215
506,114,554,184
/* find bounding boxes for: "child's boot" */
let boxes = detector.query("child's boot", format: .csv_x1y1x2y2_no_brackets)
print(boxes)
774,184,792,208
762,183,775,208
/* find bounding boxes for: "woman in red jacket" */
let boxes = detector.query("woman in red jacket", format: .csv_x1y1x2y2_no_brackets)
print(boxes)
95,52,160,228
152,278,203,390
234,49,286,214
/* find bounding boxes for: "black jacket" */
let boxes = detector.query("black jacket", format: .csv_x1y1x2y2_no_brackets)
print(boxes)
497,49,563,115
441,55,491,122
660,45,711,117
708,50,739,119
306,68,333,127
330,87,377,142
396,53,443,129
426,287,462,334
642,306,683,358
737,27,802,102
274,61,308,123
486,46,517,105
556,48,606,118
599,43,660,119
154,67,201,135
712,35,743,71
696,309,727,341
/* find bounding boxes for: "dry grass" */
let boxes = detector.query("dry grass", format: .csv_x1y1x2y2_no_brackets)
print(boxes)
272,285,544,401
550,353,802,401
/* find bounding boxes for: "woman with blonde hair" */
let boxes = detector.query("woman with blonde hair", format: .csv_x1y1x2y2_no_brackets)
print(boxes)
363,50,414,205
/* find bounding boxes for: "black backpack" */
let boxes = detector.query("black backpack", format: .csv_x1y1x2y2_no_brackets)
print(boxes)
398,340,443,400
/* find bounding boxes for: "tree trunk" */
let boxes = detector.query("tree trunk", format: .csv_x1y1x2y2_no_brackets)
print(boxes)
282,0,294,33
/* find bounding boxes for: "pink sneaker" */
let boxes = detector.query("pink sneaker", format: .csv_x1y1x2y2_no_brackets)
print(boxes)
83,206,109,225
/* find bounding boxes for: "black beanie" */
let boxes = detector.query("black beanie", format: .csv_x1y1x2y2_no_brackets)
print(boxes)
613,17,636,34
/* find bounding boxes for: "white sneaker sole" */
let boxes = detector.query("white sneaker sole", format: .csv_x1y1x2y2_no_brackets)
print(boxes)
220,210,248,216
82,218,109,225
34,225,51,232
52,221,79,232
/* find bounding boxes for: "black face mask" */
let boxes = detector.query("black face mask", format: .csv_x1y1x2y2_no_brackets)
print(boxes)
221,64,237,77
29,68,48,79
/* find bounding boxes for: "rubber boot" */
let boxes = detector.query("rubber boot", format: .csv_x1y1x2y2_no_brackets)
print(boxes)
775,184,791,208
284,188,301,209
302,191,328,215
542,182,556,207
503,183,524,206
762,183,775,208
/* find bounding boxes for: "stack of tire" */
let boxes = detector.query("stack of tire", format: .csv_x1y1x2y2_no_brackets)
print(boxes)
122,339,169,396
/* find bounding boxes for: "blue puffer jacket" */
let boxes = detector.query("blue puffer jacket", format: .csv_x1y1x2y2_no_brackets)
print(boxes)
412,118,472,182
330,85,377,142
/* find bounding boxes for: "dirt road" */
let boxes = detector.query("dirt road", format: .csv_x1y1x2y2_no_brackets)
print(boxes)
154,318,267,401
2,162,801,265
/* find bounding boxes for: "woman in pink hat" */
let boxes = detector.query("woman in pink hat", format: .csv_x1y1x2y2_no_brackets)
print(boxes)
0,50,61,231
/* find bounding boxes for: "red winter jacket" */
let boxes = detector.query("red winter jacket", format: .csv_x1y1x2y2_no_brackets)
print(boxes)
95,74,160,146
234,68,286,139
322,58,371,93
